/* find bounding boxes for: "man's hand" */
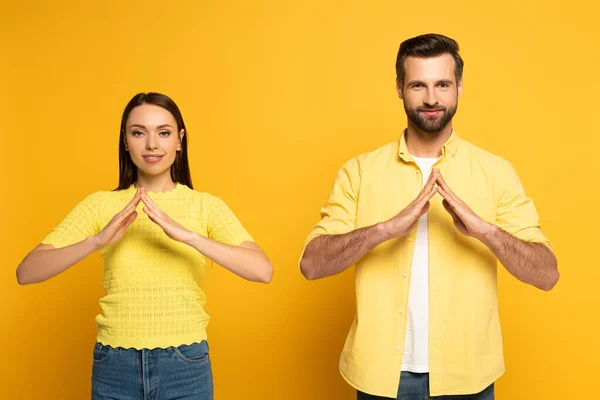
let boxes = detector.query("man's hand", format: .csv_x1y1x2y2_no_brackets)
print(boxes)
435,169,494,239
381,168,440,239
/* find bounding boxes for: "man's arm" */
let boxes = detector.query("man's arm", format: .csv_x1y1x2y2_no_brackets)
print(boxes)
300,224,386,280
301,169,440,280
481,227,558,290
436,170,559,291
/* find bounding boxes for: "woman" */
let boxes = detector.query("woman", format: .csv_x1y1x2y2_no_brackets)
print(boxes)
16,92,274,399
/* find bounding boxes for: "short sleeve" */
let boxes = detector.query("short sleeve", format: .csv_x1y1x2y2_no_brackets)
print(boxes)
206,195,254,246
41,192,103,249
495,161,554,252
298,157,361,264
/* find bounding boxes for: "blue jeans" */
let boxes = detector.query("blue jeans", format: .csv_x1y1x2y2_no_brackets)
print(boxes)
91,341,213,400
357,372,494,400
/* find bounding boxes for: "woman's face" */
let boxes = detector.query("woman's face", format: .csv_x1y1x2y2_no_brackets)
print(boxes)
124,104,185,179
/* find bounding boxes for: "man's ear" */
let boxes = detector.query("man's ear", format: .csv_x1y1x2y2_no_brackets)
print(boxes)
396,79,404,100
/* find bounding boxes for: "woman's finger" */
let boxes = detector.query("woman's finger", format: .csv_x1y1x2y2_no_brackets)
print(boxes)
140,190,163,215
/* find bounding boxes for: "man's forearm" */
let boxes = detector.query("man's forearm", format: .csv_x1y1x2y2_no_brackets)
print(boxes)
300,223,390,280
481,225,559,291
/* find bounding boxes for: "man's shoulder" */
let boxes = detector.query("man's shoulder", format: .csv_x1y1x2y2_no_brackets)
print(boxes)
353,140,399,165
459,138,511,168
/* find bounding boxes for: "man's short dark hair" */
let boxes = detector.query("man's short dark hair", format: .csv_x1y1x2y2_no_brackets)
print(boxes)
395,33,464,87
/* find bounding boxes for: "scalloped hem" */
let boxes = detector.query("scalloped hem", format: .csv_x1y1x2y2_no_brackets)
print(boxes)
96,331,208,351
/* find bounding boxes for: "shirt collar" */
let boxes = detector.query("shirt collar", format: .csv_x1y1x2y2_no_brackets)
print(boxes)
398,129,461,162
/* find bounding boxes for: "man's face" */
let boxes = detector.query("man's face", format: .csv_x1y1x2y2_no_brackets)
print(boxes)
397,54,463,133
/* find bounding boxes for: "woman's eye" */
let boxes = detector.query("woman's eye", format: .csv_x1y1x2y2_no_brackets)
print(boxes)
159,131,171,137
132,131,144,137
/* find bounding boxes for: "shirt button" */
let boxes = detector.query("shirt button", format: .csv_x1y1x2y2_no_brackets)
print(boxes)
403,273,408,277
399,308,404,315
397,346,402,351
407,237,413,242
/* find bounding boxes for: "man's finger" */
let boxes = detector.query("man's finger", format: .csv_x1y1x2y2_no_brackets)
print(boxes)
416,171,439,205
415,170,436,203
438,186,461,215
436,184,457,201
442,199,461,222
420,169,438,195
435,174,460,202
418,201,431,217
442,199,455,216
418,185,437,207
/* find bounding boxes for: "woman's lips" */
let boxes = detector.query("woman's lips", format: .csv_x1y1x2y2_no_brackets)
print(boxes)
142,154,165,163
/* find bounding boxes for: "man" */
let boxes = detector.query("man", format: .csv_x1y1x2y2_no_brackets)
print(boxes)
299,33,558,399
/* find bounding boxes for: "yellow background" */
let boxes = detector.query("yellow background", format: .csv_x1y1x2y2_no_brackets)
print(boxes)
1,1,597,398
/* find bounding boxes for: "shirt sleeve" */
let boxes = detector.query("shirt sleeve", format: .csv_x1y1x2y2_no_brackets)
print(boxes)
41,192,103,249
495,161,554,252
206,195,254,246
298,157,361,264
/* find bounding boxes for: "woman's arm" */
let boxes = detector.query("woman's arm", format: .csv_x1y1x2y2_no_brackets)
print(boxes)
185,235,273,283
17,240,100,285
17,189,141,285
140,188,274,283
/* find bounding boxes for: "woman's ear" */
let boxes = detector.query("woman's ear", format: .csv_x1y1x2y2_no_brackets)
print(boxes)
177,129,185,151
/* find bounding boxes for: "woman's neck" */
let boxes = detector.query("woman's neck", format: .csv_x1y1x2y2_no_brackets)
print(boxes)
135,171,177,193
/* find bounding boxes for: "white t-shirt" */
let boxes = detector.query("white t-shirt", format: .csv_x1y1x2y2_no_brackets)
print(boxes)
401,154,439,373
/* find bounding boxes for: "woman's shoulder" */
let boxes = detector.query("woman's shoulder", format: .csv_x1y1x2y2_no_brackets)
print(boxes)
77,187,138,209
90,187,134,201
78,189,113,204
182,187,231,210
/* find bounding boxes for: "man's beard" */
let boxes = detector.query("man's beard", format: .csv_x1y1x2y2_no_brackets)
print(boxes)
404,102,458,133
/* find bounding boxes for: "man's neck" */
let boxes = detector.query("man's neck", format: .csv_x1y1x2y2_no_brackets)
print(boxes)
405,123,453,158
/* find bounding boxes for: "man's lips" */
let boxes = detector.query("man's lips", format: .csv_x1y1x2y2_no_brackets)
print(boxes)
420,109,444,116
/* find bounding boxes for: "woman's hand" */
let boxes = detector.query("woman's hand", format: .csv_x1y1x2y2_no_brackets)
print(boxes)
92,189,140,249
140,188,195,243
